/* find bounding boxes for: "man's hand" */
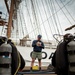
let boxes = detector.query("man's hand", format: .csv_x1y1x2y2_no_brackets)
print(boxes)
36,42,41,46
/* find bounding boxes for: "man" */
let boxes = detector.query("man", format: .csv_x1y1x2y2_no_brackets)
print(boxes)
30,35,44,70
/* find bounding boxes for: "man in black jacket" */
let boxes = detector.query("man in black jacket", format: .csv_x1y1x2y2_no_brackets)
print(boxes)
30,35,44,70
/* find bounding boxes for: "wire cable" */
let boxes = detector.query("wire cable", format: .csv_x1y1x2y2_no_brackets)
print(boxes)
20,4,28,36
55,0,72,25
45,0,57,34
60,0,75,22
30,0,39,36
18,0,72,38
50,0,61,35
53,0,63,35
41,0,53,36
32,0,42,35
35,0,50,42
23,0,36,38
18,9,25,37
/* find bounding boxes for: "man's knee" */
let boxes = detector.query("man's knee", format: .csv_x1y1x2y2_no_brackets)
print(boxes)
32,58,35,63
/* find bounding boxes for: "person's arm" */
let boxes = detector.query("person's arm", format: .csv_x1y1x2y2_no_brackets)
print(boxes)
40,42,45,49
32,40,36,47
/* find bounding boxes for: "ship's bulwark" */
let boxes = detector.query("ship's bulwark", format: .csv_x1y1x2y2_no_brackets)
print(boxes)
17,46,55,66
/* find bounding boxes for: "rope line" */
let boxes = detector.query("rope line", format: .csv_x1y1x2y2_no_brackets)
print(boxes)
55,0,72,25
60,0,75,22
23,0,36,38
53,0,63,35
35,0,50,42
18,9,25,37
26,0,72,36
41,0,53,36
20,4,28,35
50,0,61,35
45,0,57,34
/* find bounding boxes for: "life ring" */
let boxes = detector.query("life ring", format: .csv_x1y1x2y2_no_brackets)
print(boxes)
42,51,47,59
30,51,33,58
30,51,47,59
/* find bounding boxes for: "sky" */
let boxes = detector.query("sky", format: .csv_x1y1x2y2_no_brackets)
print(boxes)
0,0,75,40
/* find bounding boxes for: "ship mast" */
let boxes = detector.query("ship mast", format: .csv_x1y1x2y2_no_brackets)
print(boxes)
7,0,14,38
4,0,14,38
4,0,21,38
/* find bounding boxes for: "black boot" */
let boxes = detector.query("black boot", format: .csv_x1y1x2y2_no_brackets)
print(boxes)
30,67,32,71
39,67,41,71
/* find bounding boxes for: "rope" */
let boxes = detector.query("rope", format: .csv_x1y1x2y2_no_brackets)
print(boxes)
23,0,36,38
41,0,53,36
20,4,28,35
32,0,42,35
50,0,61,35
30,0,39,36
53,0,63,35
17,0,72,37
18,9,25,37
45,0,57,34
55,0,72,25
14,51,21,75
40,0,72,27
60,0,75,22
16,11,19,44
17,11,22,38
35,0,50,41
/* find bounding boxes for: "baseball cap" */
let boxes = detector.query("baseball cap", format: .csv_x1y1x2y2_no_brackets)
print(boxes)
37,35,42,38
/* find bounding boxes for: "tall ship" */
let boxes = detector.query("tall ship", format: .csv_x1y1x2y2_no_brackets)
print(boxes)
0,0,75,75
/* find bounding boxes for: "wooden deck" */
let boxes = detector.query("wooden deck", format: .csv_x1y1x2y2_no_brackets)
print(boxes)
18,66,57,75
23,66,48,70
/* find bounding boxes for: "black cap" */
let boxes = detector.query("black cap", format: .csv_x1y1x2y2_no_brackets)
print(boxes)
37,35,42,38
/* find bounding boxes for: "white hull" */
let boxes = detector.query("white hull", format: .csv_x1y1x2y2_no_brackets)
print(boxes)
17,46,55,66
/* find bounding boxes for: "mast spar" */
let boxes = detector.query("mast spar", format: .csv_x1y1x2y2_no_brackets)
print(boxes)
7,0,14,38
4,0,22,38
65,25,75,31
